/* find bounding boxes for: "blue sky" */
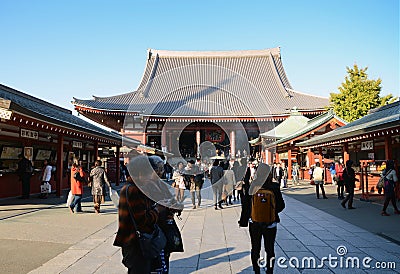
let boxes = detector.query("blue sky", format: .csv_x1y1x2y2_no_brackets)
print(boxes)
1,0,398,112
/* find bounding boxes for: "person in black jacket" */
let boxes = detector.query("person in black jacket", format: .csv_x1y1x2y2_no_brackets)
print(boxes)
239,163,285,274
341,160,357,209
17,153,33,199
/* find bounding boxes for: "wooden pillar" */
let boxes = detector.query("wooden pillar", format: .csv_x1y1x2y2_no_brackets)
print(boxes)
168,133,172,153
288,149,292,180
94,141,99,160
115,146,120,186
307,149,315,167
275,152,279,163
343,143,349,162
318,147,323,164
384,135,392,160
56,135,64,197
161,126,167,151
267,149,273,165
230,130,236,158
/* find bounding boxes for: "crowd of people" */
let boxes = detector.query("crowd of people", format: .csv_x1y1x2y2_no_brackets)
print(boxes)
14,149,399,273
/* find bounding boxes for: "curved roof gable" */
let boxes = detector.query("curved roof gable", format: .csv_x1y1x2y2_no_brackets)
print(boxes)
297,101,400,147
73,47,329,117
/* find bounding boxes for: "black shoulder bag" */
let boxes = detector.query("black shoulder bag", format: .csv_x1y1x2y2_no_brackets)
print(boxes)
125,186,167,259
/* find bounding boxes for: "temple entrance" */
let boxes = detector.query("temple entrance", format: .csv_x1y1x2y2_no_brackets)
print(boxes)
176,123,231,160
179,132,196,158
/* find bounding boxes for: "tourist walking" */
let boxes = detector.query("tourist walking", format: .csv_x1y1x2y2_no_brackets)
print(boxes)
281,162,288,188
39,159,53,198
210,160,224,209
164,162,173,182
222,165,236,205
69,163,85,213
275,163,283,186
380,160,400,216
329,162,337,185
239,163,285,274
114,155,178,274
341,160,357,209
184,160,202,209
236,158,248,202
17,153,33,199
291,164,299,185
335,158,345,199
89,160,111,213
172,162,185,203
313,162,327,199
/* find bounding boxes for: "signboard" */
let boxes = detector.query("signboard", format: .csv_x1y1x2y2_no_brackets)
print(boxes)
205,129,225,142
21,128,38,140
361,141,374,151
72,141,83,149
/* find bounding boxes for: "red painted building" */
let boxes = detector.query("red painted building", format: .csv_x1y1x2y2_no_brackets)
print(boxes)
0,84,138,198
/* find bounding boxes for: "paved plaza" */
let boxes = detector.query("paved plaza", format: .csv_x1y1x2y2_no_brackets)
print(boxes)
0,182,399,274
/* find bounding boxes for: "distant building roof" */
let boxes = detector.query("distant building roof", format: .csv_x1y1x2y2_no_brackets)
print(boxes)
297,101,400,148
262,109,347,148
73,47,329,118
261,108,310,140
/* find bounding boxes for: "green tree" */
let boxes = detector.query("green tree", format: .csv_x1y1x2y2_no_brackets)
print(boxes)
329,64,396,122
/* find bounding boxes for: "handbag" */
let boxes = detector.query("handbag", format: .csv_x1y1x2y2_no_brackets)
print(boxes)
41,182,51,193
109,187,119,208
235,180,243,191
376,177,384,189
66,190,74,207
125,186,167,259
162,218,184,253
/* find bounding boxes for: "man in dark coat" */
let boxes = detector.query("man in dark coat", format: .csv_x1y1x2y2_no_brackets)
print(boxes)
17,153,33,199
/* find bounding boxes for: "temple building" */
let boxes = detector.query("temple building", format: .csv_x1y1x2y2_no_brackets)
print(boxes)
73,47,329,160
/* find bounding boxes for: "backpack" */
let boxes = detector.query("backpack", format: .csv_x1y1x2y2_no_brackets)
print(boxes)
74,171,86,183
251,189,276,224
313,167,323,181
383,170,395,196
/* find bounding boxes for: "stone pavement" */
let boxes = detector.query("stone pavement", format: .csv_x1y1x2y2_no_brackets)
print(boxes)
26,188,399,274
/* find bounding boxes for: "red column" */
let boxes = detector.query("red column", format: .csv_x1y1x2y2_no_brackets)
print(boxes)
343,143,349,163
94,141,99,161
56,134,64,197
267,149,273,165
230,130,236,158
384,136,392,160
116,146,120,186
307,149,313,166
288,149,292,180
275,152,279,163
318,147,323,164
161,126,167,151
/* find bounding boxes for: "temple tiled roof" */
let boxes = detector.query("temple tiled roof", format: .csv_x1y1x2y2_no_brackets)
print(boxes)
0,84,134,143
73,47,329,117
297,101,400,148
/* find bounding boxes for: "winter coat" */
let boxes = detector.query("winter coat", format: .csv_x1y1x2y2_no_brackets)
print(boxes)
71,166,84,195
89,166,110,196
222,170,236,195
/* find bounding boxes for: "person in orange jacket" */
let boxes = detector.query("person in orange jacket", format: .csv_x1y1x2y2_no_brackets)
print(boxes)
69,163,85,213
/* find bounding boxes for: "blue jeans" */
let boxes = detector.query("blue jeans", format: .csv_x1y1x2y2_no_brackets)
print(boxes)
70,194,82,212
